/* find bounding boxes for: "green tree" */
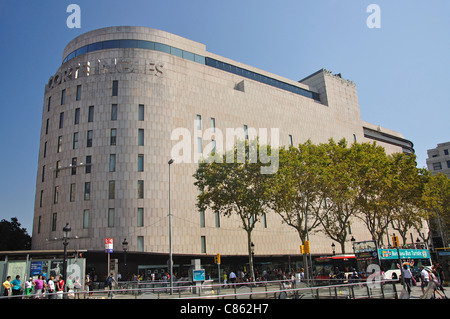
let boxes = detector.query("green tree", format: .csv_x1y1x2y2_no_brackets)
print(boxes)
0,217,31,250
266,141,324,279
316,139,359,254
193,140,274,281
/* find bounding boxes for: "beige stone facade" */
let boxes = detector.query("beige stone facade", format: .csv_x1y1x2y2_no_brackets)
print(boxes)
32,26,419,257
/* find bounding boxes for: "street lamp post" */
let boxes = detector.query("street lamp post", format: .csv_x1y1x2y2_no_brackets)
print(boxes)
62,223,71,298
122,238,128,280
331,242,336,255
168,158,174,295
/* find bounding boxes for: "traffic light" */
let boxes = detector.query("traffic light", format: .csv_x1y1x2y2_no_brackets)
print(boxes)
214,253,221,264
304,241,310,254
392,235,399,248
300,245,305,254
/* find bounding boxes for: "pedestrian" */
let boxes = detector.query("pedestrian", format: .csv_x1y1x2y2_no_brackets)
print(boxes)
24,278,33,298
430,267,445,299
33,275,45,299
420,266,429,295
56,275,64,299
11,275,22,297
106,272,117,298
47,276,56,299
223,272,227,287
85,275,92,298
67,275,74,298
435,263,445,289
229,271,236,284
402,264,413,295
2,276,11,297
73,276,82,299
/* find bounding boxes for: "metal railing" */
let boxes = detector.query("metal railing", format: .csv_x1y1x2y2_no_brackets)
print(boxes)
0,278,402,300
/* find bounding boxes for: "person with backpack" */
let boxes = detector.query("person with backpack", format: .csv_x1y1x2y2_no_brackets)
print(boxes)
106,273,117,299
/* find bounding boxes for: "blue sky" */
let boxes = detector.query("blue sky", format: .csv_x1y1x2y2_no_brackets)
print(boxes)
0,0,449,234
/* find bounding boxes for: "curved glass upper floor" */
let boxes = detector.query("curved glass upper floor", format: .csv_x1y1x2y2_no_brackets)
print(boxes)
63,39,320,102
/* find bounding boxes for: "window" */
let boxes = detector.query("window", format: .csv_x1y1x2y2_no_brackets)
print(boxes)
43,142,47,158
137,208,144,227
71,157,77,175
137,180,144,199
111,104,117,121
197,137,202,153
85,156,92,174
74,108,80,125
61,89,65,105
244,125,248,140
73,132,79,149
76,85,82,101
57,136,62,153
262,213,268,228
54,186,59,204
110,128,117,145
109,180,115,199
112,80,118,96
84,182,90,200
41,165,45,182
138,154,144,172
59,112,64,129
138,129,144,146
215,211,220,228
108,208,115,227
70,183,76,202
109,154,116,172
138,104,144,121
433,162,442,170
211,118,216,132
47,96,51,112
88,105,94,122
289,135,293,146
45,119,49,134
52,213,57,231
200,210,205,228
56,161,61,178
87,130,93,147
196,114,202,130
447,160,450,169
445,149,449,156
137,236,144,252
83,209,89,229
39,190,43,207
201,236,207,253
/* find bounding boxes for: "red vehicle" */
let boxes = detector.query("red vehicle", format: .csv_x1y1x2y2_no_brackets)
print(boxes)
314,254,358,282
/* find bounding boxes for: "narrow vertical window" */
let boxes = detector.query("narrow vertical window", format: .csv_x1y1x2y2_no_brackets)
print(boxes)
74,108,80,125
47,96,51,112
137,180,144,199
84,182,91,200
83,209,89,229
262,213,268,228
138,154,144,172
71,157,77,175
197,137,202,153
55,160,61,178
200,210,205,228
138,129,144,146
244,125,248,140
70,183,76,202
112,80,118,96
196,114,202,130
88,105,94,122
137,208,144,227
42,165,45,182
61,89,65,105
211,117,216,132
73,132,79,149
52,213,57,231
109,180,115,199
76,84,82,101
201,236,207,253
39,190,44,208
108,208,115,227
110,128,117,145
43,142,47,158
137,236,144,252
57,136,62,153
109,154,116,172
111,104,117,121
138,104,145,121
54,186,59,204
45,119,49,134
59,112,64,129
87,130,93,147
289,135,293,146
215,211,220,228
85,155,92,174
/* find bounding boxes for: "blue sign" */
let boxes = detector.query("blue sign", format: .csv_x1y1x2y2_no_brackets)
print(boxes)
378,249,430,260
193,269,205,282
30,261,43,276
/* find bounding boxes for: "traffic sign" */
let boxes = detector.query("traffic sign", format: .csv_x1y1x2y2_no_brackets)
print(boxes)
105,238,113,253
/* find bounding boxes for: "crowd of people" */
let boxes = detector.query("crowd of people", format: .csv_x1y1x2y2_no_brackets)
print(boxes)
2,273,86,299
